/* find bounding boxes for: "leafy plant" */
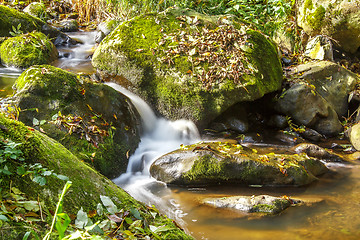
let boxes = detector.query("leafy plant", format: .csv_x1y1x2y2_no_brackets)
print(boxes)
9,23,23,37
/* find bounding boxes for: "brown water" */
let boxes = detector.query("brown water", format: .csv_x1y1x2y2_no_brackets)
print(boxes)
169,161,360,240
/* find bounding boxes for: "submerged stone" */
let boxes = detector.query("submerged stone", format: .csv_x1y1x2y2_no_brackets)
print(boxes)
150,141,328,186
0,31,58,68
92,8,283,129
9,65,141,178
202,195,294,214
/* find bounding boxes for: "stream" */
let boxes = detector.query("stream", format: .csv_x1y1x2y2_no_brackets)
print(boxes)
1,31,360,240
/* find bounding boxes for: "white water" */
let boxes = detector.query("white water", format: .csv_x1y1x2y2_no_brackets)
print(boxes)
106,82,200,219
53,31,96,73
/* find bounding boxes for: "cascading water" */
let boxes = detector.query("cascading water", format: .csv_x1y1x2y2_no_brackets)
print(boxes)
106,82,201,221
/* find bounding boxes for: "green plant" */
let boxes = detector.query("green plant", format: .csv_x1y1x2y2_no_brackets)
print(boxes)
0,138,68,186
43,181,72,240
9,23,23,37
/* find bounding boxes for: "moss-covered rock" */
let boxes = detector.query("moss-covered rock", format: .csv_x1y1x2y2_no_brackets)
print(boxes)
0,114,192,239
23,2,49,21
150,141,328,186
9,65,141,178
297,0,360,53
0,5,74,46
92,8,283,129
0,31,58,68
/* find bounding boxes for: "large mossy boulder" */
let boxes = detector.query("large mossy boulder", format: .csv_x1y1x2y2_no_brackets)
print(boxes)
297,0,360,53
0,31,58,68
92,8,283,128
150,141,328,186
0,5,73,46
10,65,141,178
275,61,359,136
0,114,192,239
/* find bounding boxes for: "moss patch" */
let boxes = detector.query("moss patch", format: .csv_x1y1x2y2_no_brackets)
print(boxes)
10,65,141,178
0,114,192,239
306,5,326,30
92,8,283,128
0,31,58,68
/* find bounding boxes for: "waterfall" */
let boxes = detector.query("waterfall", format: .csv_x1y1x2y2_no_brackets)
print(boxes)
105,82,200,218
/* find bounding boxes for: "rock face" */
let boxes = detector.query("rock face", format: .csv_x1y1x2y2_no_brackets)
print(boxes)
0,114,192,240
304,35,334,61
92,8,283,129
0,31,58,68
150,141,328,186
10,65,141,178
291,143,343,162
348,123,360,151
202,195,294,214
276,61,359,136
297,0,360,53
0,5,74,46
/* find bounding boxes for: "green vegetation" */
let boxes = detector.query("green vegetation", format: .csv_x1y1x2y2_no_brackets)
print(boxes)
0,31,58,68
0,114,192,239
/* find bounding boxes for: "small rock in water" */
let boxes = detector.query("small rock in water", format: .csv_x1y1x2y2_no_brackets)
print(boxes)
299,128,323,142
202,195,296,214
291,143,343,162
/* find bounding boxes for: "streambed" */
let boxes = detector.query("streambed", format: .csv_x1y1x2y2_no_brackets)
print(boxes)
1,31,359,240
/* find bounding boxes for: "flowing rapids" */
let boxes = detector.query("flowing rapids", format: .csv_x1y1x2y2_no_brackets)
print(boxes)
106,82,201,222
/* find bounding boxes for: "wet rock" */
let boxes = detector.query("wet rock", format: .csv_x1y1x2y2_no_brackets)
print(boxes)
53,19,79,32
274,131,305,145
237,132,263,144
97,18,122,36
296,0,360,53
95,30,106,44
92,8,283,129
291,143,343,162
299,128,323,142
10,65,141,178
304,35,334,61
0,31,58,68
202,195,295,214
150,141,328,186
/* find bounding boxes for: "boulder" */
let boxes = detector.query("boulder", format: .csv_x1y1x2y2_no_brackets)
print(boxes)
0,114,192,239
304,35,334,61
0,31,58,68
0,5,74,46
92,8,283,129
9,65,141,178
150,141,328,186
348,123,360,151
23,2,49,21
296,0,360,53
276,61,359,136
275,83,342,136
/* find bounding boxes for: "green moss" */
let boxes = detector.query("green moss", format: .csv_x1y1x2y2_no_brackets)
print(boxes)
306,5,326,30
23,2,48,20
93,9,283,128
0,114,192,239
252,204,276,213
0,31,58,68
183,155,228,182
0,5,44,37
304,0,313,11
